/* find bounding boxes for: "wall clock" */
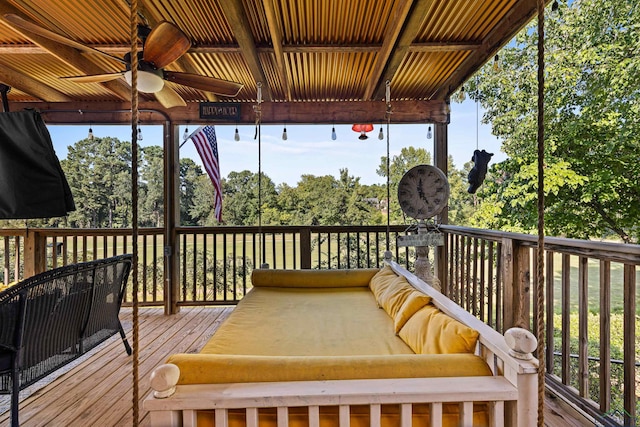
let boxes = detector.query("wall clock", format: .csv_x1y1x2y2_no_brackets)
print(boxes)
397,165,449,220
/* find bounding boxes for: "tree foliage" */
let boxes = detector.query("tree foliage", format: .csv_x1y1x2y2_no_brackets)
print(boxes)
466,0,640,242
2,136,473,229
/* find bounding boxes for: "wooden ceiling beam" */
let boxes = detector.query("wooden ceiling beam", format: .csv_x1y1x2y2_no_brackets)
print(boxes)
0,61,73,102
17,99,449,125
0,3,132,101
262,0,291,101
0,42,484,55
363,0,414,101
218,0,272,101
430,0,539,100
372,0,436,101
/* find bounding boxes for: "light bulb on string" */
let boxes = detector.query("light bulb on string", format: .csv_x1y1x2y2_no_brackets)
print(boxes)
378,126,384,140
88,123,94,140
183,125,189,141
552,0,559,11
234,125,240,141
331,124,337,140
426,125,432,139
493,55,500,72
137,126,143,141
282,125,288,141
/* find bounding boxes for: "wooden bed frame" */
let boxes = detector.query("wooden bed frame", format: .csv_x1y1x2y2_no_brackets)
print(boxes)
144,261,539,427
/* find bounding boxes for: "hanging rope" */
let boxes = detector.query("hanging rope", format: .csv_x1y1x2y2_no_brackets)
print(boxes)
536,0,546,425
384,80,392,253
128,0,140,425
254,83,265,267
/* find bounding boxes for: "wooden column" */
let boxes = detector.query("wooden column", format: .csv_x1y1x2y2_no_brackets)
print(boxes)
434,120,449,295
299,227,312,269
23,229,46,278
163,122,180,315
502,237,531,330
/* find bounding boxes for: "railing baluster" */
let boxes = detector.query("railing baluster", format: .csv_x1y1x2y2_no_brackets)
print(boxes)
233,233,238,300
561,254,571,386
599,260,611,413
223,233,228,301
488,241,494,328
143,234,148,302
479,240,485,321
545,251,555,375
622,264,636,425
578,256,589,398
203,232,208,301
182,233,187,301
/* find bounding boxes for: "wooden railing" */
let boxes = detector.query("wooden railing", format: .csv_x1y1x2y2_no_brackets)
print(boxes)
440,225,639,426
1,224,638,425
175,225,412,305
0,226,413,304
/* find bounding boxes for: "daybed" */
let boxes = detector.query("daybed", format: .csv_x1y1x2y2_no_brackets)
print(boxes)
145,261,539,427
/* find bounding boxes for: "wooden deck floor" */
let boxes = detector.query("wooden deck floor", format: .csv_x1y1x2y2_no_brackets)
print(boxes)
1,307,590,427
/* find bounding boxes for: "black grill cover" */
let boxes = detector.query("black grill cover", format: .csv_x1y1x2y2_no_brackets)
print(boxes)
0,109,75,218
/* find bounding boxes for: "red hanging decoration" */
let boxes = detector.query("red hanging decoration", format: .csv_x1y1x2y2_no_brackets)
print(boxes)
352,124,374,140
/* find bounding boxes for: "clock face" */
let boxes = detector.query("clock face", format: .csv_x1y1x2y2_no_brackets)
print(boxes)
397,165,450,219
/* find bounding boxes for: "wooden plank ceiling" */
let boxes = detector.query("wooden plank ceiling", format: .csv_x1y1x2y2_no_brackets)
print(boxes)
0,0,539,124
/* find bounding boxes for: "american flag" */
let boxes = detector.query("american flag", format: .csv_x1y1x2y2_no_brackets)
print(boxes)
190,125,223,222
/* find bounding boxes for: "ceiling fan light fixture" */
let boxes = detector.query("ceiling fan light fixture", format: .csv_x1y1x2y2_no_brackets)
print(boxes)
124,70,165,93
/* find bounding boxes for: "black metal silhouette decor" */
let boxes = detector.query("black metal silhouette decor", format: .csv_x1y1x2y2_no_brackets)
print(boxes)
467,149,493,194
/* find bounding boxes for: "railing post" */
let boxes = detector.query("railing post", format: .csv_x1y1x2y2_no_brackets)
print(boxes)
434,121,449,295
164,122,181,315
502,237,530,331
300,227,312,269
23,229,46,278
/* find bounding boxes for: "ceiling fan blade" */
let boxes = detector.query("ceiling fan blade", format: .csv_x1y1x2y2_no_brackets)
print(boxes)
3,14,127,64
143,21,191,68
154,85,187,109
163,71,243,97
61,72,125,83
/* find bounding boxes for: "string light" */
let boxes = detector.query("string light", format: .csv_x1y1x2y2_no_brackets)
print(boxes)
378,126,384,140
183,124,189,141
282,124,288,141
426,125,432,139
137,126,143,141
552,0,559,11
234,124,240,141
493,54,500,72
88,123,94,140
331,124,337,140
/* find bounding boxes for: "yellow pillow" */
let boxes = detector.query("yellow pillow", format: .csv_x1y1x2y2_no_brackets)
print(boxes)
251,268,378,288
368,265,399,305
393,291,431,333
399,304,479,354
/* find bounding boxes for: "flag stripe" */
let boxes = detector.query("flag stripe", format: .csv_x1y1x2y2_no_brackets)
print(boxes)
190,125,222,222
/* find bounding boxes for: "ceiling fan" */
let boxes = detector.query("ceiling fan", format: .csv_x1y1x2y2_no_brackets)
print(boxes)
3,14,244,108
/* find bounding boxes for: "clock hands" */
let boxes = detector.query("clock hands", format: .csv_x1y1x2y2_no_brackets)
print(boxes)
416,178,430,205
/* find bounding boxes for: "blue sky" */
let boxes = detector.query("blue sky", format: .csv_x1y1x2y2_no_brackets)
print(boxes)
46,98,504,186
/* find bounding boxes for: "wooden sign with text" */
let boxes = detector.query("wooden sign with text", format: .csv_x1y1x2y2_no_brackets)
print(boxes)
199,103,241,121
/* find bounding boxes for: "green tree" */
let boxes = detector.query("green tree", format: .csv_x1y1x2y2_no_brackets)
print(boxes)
140,146,164,227
61,136,131,228
180,158,204,225
447,156,476,225
466,0,640,242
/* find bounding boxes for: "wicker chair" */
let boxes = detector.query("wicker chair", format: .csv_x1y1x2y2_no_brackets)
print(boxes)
0,254,133,427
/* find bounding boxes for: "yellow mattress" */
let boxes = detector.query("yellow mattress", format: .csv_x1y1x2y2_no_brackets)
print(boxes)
200,286,414,356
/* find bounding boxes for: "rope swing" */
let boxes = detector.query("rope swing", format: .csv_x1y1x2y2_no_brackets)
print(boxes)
128,0,141,425
383,80,393,262
254,82,266,268
536,0,546,425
